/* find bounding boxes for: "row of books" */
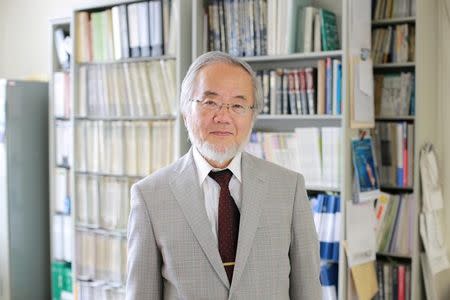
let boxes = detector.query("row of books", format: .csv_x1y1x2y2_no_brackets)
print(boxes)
52,261,72,300
77,281,125,300
374,72,415,116
245,127,341,189
320,262,339,300
311,194,341,262
75,175,134,231
374,193,415,255
53,213,73,263
371,24,415,64
76,0,175,62
77,60,176,117
295,6,340,53
374,260,411,300
205,0,339,56
76,229,127,285
75,120,174,176
372,0,416,20
373,122,414,187
256,58,342,115
53,72,71,119
55,120,73,167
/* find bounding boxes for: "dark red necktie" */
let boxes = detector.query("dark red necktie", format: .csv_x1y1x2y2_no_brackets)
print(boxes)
209,169,240,283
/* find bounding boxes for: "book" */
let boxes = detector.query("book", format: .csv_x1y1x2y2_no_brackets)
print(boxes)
352,137,380,203
320,9,339,51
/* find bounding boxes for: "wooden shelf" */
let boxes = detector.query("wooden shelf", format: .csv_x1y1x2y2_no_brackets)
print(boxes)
55,116,70,121
77,55,176,66
372,16,416,26
241,50,343,63
373,62,415,69
306,185,340,193
380,186,413,193
377,251,412,261
75,225,127,237
255,115,342,131
74,115,176,122
56,164,70,170
375,116,415,122
75,170,143,180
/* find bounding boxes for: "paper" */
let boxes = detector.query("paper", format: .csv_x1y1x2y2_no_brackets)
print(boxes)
420,212,450,274
359,59,374,96
420,145,444,211
350,261,379,300
346,201,377,267
350,56,375,128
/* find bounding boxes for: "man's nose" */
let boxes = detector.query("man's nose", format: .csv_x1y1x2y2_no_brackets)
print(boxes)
213,104,233,122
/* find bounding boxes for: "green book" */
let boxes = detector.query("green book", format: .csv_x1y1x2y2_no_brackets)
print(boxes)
320,9,340,51
63,264,73,293
51,261,65,300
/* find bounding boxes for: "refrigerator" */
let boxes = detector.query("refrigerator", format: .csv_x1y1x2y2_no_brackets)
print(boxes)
0,79,50,299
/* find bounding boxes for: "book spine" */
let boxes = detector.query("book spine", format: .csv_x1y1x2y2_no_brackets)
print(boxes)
325,57,332,114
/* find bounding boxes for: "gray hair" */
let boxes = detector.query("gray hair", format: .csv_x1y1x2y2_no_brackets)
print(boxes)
179,51,263,119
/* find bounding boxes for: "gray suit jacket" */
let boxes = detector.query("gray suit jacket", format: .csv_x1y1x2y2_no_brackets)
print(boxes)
126,149,321,299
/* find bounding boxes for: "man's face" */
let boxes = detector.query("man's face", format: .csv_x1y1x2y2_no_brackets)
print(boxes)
185,62,255,164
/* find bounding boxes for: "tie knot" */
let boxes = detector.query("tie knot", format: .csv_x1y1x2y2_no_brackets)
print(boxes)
209,169,233,188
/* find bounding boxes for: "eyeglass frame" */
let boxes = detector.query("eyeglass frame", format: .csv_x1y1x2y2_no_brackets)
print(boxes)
189,98,255,116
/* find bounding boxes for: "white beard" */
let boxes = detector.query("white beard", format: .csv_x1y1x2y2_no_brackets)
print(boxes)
187,126,251,166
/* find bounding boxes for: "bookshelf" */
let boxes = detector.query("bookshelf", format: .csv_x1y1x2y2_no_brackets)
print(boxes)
192,0,349,299
70,0,191,298
49,17,74,300
370,0,437,298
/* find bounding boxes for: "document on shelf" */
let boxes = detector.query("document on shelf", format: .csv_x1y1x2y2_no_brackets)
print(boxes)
346,200,377,267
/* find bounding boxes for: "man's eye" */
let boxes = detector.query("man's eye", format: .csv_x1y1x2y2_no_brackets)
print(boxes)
203,100,217,106
232,104,245,110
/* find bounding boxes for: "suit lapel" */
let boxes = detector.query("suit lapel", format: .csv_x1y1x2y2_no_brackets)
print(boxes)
230,153,266,294
169,149,230,288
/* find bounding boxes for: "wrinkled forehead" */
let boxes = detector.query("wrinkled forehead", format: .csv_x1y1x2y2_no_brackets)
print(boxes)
192,62,255,100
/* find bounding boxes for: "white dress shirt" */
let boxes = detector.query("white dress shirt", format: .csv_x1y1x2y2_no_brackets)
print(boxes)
192,146,242,244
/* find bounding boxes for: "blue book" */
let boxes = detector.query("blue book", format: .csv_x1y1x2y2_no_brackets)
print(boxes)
325,57,332,114
336,63,342,114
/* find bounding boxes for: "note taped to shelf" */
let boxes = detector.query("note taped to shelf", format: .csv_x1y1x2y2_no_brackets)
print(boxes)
350,56,375,128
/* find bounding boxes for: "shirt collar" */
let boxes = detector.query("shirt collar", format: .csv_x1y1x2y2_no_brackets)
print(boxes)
192,146,242,185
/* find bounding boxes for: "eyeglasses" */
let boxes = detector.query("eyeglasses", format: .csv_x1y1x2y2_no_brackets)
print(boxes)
190,98,254,116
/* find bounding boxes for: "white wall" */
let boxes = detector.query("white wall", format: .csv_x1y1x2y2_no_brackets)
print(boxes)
437,0,450,260
0,0,113,79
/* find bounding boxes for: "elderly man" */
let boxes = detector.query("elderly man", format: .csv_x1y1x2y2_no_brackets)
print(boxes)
126,51,321,299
